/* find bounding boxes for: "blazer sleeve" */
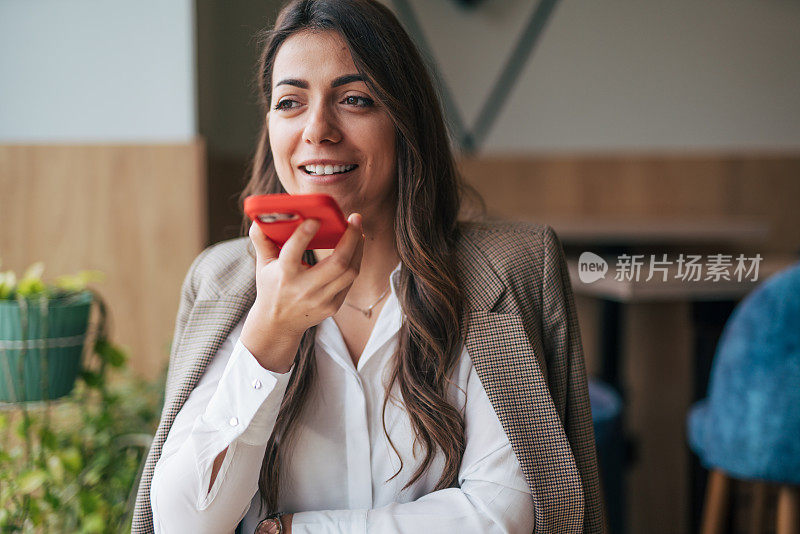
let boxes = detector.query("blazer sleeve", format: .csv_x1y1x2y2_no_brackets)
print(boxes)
540,226,606,533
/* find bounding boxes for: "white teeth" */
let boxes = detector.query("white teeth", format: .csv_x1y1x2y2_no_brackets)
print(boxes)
303,164,357,175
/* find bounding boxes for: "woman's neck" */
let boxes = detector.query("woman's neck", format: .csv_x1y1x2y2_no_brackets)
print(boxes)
355,210,400,301
316,214,399,303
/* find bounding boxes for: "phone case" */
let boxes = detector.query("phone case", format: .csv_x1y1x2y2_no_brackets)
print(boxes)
243,193,348,250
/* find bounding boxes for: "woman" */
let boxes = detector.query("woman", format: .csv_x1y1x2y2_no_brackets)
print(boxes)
132,0,604,532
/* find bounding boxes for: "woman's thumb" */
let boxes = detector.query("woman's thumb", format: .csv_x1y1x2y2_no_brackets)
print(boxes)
249,221,280,264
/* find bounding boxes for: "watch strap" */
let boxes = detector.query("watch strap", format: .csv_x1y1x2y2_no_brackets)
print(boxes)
254,513,283,534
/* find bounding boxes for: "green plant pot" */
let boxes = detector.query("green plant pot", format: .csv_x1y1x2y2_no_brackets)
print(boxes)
0,291,93,402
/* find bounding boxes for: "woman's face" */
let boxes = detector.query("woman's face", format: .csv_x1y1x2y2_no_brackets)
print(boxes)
268,30,397,222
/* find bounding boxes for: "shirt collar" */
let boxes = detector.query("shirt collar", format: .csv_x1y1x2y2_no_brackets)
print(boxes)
316,260,404,373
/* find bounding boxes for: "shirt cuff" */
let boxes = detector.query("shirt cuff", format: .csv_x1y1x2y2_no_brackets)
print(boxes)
291,510,367,534
201,338,294,446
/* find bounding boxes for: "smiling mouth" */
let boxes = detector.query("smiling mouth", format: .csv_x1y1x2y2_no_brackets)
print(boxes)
300,164,358,176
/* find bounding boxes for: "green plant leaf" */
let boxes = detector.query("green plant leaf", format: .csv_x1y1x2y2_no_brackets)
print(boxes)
15,416,31,440
60,447,83,474
95,338,127,367
80,513,105,534
44,488,61,510
38,426,57,451
54,270,106,293
16,261,47,297
17,276,47,298
0,270,16,299
18,469,47,494
82,468,102,486
46,455,65,483
79,489,101,514
79,370,103,388
27,496,42,522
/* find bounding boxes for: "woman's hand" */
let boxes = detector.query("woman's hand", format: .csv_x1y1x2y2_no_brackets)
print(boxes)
240,214,365,372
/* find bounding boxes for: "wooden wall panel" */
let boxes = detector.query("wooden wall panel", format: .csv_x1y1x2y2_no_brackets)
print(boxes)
0,142,206,379
457,152,800,254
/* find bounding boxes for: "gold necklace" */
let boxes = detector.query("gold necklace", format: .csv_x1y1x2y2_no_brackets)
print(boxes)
344,284,390,318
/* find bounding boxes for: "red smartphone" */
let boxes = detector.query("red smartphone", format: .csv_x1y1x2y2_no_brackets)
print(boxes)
244,193,348,250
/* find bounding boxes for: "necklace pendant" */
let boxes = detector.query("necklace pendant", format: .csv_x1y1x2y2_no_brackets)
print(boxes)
364,309,372,318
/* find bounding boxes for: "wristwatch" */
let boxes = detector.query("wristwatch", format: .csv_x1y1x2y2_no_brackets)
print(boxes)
254,513,283,534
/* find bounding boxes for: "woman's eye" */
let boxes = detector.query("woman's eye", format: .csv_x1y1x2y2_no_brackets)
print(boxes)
274,99,299,110
343,95,374,107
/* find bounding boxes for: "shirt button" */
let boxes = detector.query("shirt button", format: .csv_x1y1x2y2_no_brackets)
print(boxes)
229,417,239,426
252,379,262,390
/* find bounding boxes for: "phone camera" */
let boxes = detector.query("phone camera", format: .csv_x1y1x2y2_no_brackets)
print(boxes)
258,212,300,223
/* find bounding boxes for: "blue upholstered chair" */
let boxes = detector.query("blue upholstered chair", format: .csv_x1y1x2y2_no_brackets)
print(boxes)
687,261,800,534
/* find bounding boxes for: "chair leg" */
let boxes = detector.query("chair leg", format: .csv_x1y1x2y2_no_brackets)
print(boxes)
748,482,767,534
777,485,800,534
701,470,730,534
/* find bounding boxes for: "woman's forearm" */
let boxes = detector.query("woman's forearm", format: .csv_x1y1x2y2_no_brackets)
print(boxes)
151,340,294,532
286,486,533,533
152,439,269,533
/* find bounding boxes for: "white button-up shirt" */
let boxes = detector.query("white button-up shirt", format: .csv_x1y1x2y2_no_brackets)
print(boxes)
151,262,534,534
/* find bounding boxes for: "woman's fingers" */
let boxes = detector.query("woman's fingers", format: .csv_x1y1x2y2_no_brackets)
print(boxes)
278,219,321,272
246,213,366,344
316,217,367,307
315,214,363,277
249,221,281,268
350,222,365,272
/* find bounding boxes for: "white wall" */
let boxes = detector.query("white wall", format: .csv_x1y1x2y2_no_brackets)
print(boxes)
0,0,196,143
396,0,800,152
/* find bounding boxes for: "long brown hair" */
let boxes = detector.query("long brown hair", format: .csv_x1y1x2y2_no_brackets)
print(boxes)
237,0,486,515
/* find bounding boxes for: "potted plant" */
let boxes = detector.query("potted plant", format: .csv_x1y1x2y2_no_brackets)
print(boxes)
0,261,110,403
0,260,164,531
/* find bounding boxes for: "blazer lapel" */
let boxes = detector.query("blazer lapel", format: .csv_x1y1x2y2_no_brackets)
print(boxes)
464,309,583,527
457,228,585,529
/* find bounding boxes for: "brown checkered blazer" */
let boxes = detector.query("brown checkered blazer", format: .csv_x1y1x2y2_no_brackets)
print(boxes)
131,219,605,533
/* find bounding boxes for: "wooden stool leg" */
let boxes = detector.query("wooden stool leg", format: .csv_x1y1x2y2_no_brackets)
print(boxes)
777,485,800,534
749,482,767,534
701,470,731,534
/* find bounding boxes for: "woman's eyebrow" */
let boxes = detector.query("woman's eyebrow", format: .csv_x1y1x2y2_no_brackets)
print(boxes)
331,74,364,87
275,74,364,89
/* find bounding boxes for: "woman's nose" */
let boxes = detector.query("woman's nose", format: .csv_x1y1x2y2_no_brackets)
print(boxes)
302,103,341,145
